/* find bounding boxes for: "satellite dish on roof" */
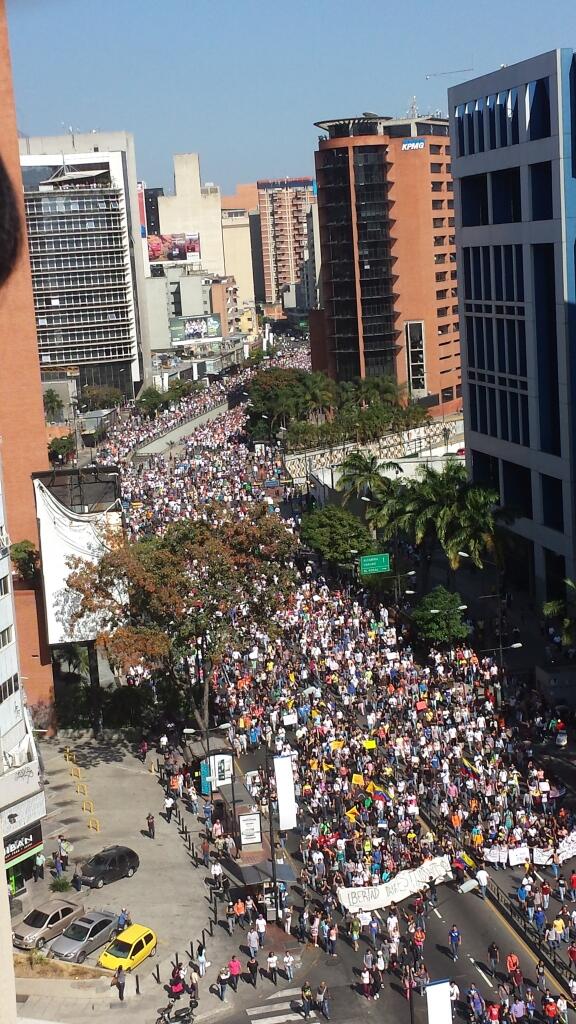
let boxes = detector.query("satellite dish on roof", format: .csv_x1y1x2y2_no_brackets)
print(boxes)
362,111,380,118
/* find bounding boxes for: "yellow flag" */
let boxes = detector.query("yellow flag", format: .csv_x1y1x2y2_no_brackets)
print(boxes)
331,740,344,750
351,773,365,787
362,739,377,750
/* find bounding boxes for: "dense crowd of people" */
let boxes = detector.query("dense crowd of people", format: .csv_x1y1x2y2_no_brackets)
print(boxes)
112,345,574,1019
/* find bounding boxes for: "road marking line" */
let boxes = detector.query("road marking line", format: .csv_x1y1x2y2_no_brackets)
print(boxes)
468,954,494,989
250,1003,299,1013
266,989,303,1000
433,908,442,919
247,1015,318,1024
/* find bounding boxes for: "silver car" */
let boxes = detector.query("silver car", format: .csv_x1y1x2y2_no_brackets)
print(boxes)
50,910,118,963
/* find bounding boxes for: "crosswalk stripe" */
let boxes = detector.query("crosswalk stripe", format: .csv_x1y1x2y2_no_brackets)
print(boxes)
247,1007,297,1015
266,988,303,1000
247,1016,319,1024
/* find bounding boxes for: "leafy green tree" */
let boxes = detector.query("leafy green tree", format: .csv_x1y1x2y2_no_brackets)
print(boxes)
411,586,469,647
67,510,295,735
300,372,337,423
300,506,373,565
543,578,576,647
10,540,39,580
43,388,63,422
82,386,123,410
48,435,75,463
136,387,164,418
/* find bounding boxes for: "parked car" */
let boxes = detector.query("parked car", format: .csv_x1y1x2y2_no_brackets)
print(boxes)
50,909,118,963
80,845,140,888
12,898,84,950
98,923,157,971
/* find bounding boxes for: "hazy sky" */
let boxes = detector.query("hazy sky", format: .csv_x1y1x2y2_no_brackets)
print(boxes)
7,0,576,194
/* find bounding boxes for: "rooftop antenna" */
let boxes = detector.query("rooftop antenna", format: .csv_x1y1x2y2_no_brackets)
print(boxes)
407,96,419,119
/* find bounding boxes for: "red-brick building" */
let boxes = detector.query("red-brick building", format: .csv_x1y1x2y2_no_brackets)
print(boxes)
311,115,461,416
0,1,53,706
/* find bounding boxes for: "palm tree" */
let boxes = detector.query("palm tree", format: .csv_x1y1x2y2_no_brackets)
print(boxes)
43,388,63,422
437,481,501,569
301,372,336,424
339,451,402,505
543,578,576,647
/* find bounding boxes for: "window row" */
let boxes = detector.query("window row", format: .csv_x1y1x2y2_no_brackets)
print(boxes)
468,383,530,447
40,346,134,363
37,310,132,328
38,326,134,342
0,625,13,649
463,245,524,303
26,197,120,215
454,77,550,156
0,673,19,705
27,216,123,234
465,315,527,377
31,255,128,272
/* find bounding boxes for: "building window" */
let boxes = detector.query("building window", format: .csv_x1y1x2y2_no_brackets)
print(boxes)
430,163,443,173
530,161,553,220
526,78,551,141
0,625,13,649
461,174,489,227
502,460,532,518
541,474,564,532
0,673,19,704
491,167,522,223
533,243,560,455
405,321,426,392
0,574,9,597
441,386,454,402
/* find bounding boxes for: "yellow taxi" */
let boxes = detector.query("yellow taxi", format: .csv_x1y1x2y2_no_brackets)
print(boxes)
97,923,157,971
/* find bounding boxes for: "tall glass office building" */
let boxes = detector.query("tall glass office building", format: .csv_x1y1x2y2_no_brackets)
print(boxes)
449,50,576,599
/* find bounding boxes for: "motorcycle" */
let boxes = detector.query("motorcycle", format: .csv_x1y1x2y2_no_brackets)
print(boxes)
155,1000,197,1024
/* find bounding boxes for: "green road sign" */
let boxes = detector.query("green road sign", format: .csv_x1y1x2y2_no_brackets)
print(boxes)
359,553,390,575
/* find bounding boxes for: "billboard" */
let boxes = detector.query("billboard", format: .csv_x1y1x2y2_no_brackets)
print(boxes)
170,314,222,344
148,232,201,263
137,181,147,238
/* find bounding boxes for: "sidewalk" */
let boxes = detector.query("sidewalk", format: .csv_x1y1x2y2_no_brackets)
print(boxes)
16,737,265,1020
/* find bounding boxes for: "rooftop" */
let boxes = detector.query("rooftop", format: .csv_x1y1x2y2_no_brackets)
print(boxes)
315,114,449,140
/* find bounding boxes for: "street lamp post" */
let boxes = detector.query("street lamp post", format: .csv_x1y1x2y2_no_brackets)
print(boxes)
394,569,417,606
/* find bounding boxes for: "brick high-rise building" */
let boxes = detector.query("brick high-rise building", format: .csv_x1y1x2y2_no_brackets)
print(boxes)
0,1,53,710
257,177,316,305
311,115,461,415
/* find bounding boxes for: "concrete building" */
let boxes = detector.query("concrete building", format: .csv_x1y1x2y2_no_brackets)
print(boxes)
158,154,225,276
0,457,46,897
222,207,255,307
257,177,316,305
310,116,461,415
449,50,576,599
222,182,264,302
304,201,321,309
19,131,151,393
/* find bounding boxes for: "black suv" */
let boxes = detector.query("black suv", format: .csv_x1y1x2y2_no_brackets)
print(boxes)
80,846,140,889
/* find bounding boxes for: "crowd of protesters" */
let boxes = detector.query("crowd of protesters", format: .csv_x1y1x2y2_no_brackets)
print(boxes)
111,344,576,1019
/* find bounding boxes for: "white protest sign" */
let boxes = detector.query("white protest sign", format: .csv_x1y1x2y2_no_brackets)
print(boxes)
533,847,554,866
558,832,576,864
508,845,530,868
337,855,452,912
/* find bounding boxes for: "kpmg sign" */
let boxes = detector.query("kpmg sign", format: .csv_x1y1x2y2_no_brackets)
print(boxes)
401,138,426,151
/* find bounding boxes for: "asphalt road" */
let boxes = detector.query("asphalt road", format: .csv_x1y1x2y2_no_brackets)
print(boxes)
205,874,569,1024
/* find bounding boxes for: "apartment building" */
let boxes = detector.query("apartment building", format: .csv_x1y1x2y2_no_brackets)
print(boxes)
257,177,316,305
310,115,461,414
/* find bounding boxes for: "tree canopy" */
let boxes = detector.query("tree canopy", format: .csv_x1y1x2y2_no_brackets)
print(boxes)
411,586,470,647
66,509,296,732
300,506,373,565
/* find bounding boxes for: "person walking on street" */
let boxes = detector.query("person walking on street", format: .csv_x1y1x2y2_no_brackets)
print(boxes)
449,980,460,1017
164,794,174,823
114,966,126,1002
256,913,267,947
316,982,330,1020
247,955,258,987
201,837,210,869
267,951,278,985
53,851,63,879
234,897,246,931
33,852,45,882
302,982,313,1019
197,943,207,977
146,812,155,839
449,924,461,961
536,961,546,992
476,867,489,900
227,956,241,992
247,927,259,959
284,951,295,981
226,902,235,935
488,942,500,977
217,966,230,1002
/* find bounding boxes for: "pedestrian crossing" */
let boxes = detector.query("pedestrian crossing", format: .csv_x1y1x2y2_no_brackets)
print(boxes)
245,988,321,1024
